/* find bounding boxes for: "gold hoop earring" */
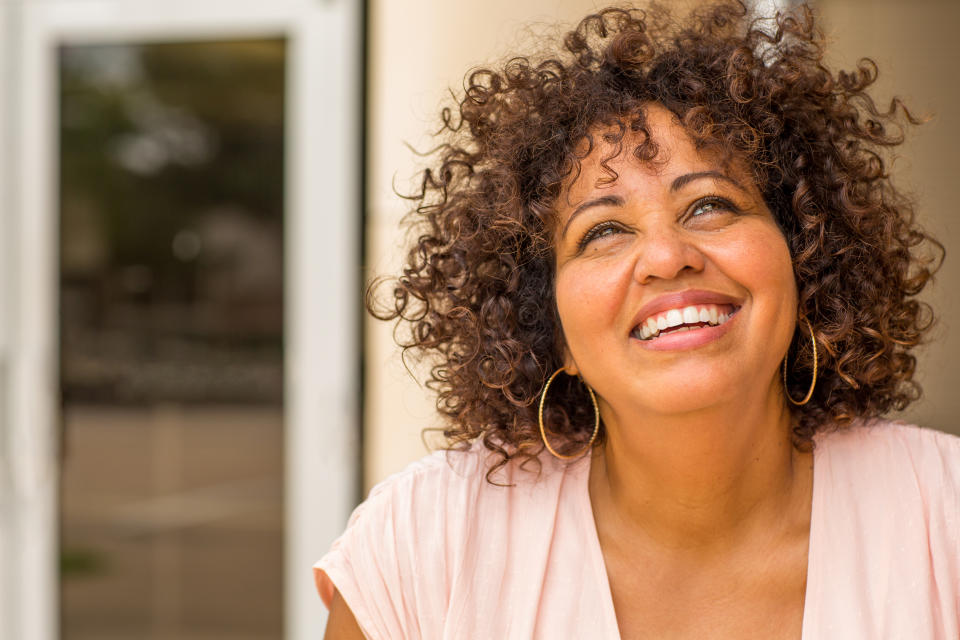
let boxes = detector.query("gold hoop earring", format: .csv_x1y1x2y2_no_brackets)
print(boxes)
782,317,818,406
538,368,600,460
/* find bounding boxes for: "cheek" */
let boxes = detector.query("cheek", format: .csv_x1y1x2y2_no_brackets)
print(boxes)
715,223,795,298
716,226,798,352
555,261,631,338
755,232,795,301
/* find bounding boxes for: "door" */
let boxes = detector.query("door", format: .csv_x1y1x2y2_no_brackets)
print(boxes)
1,1,361,638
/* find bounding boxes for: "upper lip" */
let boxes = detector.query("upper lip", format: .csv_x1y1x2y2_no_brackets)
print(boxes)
630,289,743,331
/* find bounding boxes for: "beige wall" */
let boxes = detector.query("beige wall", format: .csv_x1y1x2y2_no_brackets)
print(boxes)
365,0,960,489
365,0,607,489
815,0,960,437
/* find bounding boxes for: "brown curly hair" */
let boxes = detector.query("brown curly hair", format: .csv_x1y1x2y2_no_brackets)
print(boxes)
369,1,943,480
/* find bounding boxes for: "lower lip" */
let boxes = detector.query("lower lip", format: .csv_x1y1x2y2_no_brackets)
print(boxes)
632,310,740,351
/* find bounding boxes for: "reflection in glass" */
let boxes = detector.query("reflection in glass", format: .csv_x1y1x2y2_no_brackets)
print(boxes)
59,40,285,640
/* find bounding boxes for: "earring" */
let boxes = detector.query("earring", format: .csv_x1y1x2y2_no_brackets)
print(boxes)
782,317,818,406
538,368,600,460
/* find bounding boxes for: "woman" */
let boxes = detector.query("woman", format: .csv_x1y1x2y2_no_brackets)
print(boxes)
318,2,958,638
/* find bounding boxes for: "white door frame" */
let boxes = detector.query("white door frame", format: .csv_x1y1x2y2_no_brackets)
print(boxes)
0,1,361,638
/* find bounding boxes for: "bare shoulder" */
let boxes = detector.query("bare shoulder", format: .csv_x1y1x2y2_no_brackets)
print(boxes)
323,589,366,640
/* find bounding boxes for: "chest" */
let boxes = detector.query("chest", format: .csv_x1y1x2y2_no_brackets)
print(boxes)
602,541,809,640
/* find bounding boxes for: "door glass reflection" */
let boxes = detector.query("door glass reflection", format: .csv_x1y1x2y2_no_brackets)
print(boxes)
59,40,285,640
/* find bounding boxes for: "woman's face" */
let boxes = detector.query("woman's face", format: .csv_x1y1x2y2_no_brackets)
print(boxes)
553,104,797,419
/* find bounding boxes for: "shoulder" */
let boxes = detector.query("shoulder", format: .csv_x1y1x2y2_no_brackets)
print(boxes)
806,421,960,632
344,440,577,556
351,440,529,529
814,418,959,544
355,439,573,520
324,442,496,563
815,418,960,483
312,445,492,636
367,439,494,498
314,440,574,619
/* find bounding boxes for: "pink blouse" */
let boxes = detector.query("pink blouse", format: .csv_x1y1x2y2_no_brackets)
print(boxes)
315,420,960,638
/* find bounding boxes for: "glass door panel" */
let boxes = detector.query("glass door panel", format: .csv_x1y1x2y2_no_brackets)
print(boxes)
59,39,286,640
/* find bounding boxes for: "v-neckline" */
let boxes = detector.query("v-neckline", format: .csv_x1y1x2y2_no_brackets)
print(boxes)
576,441,822,640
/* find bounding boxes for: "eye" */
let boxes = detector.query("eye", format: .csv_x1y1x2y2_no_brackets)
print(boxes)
688,196,739,220
577,221,626,250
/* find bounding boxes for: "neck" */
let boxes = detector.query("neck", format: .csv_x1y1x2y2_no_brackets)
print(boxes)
590,380,811,556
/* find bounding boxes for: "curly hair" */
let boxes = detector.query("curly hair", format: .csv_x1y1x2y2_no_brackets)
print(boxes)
369,1,943,481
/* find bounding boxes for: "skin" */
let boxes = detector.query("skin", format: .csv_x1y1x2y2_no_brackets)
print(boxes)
325,103,814,639
324,589,365,639
554,104,813,639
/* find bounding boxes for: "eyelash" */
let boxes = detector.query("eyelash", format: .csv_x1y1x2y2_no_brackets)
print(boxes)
575,195,739,251
577,221,624,250
688,195,738,219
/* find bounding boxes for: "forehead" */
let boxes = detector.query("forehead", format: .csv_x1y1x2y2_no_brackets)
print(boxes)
562,105,738,203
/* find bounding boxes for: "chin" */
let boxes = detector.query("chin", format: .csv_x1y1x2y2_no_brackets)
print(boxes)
629,376,748,416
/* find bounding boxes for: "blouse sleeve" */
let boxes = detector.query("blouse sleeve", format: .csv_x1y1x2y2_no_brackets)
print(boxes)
314,452,468,640
314,480,414,639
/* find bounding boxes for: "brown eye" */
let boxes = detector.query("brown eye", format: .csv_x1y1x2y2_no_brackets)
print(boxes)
689,196,737,219
578,221,625,250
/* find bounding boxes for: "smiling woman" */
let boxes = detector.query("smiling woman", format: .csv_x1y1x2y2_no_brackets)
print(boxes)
317,2,958,638
555,105,798,425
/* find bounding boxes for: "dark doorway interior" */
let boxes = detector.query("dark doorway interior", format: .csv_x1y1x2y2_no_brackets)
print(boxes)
58,39,286,640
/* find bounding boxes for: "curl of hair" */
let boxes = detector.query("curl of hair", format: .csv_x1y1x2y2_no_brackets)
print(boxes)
369,1,944,483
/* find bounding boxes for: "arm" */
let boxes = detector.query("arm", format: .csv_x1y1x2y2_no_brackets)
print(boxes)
323,588,367,640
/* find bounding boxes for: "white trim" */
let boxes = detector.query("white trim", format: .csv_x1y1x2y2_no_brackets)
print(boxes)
0,0,13,629
4,1,362,638
26,0,304,44
4,4,59,637
285,3,363,637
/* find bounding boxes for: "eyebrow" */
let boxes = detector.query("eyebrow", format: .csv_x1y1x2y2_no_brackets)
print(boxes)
560,170,748,238
669,170,747,194
561,195,624,238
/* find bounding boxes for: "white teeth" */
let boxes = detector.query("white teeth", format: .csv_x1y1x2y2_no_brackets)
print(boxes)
666,309,684,328
635,304,738,341
646,317,658,335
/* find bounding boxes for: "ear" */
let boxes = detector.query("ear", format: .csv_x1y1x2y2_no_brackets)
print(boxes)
561,345,579,377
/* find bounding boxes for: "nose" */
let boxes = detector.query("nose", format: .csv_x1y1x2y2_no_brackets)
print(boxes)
632,227,706,284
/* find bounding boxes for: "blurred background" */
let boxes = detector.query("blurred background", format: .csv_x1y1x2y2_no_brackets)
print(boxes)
0,0,956,639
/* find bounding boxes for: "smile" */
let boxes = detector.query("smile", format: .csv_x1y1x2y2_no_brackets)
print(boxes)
631,304,739,341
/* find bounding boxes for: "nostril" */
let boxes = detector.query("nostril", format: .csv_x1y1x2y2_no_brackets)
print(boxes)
631,236,707,285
